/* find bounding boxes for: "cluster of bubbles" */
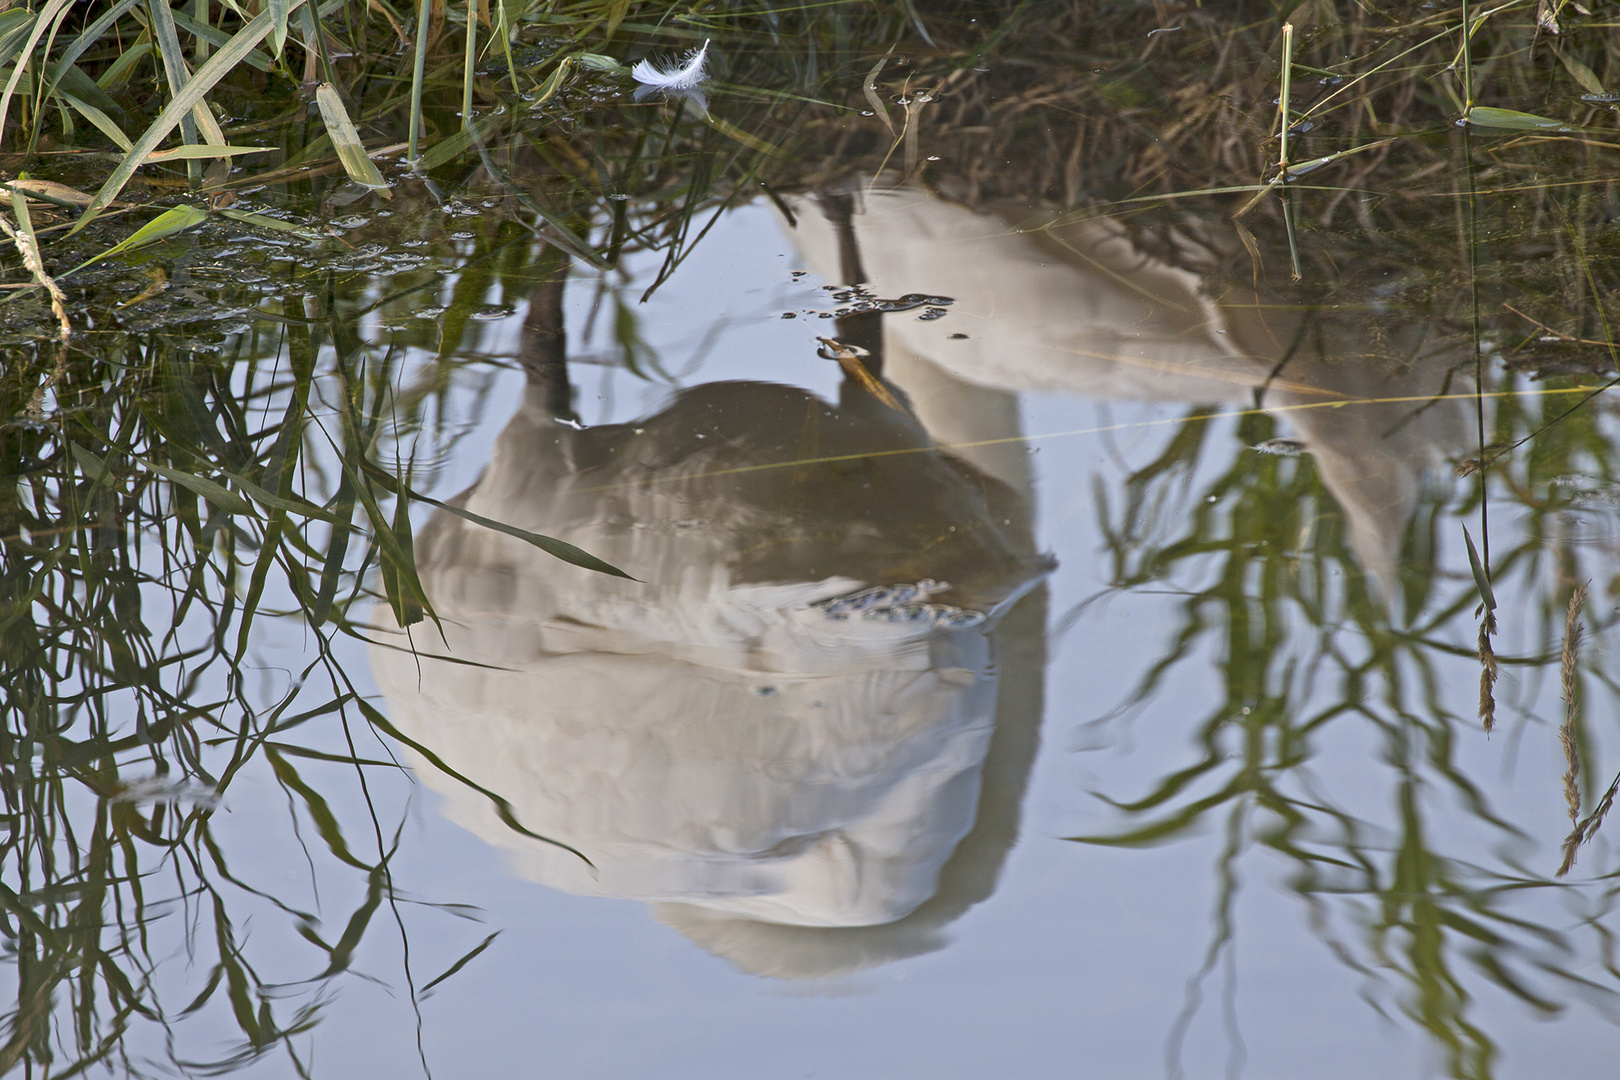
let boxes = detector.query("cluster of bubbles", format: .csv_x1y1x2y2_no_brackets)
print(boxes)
780,284,954,322
811,579,987,628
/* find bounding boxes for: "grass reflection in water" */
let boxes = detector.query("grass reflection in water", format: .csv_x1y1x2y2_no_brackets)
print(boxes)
1,1,1620,1076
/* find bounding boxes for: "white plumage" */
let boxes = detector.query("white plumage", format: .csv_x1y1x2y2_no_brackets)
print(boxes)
632,39,710,92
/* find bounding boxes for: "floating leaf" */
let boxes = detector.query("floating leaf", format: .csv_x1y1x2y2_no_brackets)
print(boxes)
1465,106,1567,131
215,207,325,241
68,204,211,275
1,177,97,207
576,52,629,74
139,143,268,164
1281,137,1397,180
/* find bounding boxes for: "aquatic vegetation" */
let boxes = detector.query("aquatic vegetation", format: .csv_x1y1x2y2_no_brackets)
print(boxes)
0,1,1618,1077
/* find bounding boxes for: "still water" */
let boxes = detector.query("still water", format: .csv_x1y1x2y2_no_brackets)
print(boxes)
4,5,1620,1078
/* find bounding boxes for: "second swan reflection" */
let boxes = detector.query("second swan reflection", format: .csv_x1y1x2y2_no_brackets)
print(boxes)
371,184,1468,980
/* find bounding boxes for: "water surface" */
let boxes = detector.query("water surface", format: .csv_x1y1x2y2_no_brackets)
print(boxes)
4,5,1620,1078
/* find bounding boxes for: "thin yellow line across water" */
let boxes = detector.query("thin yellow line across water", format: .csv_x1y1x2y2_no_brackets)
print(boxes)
563,384,1610,496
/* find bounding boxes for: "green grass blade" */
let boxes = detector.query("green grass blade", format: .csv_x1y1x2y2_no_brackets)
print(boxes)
0,10,36,69
314,82,391,194
418,111,499,170
309,472,357,627
215,206,325,240
360,461,635,579
169,7,272,71
1461,524,1496,611
139,143,268,162
419,932,499,996
337,456,433,628
58,90,133,150
67,204,211,275
353,698,593,866
265,747,371,870
0,0,79,152
389,466,422,625
137,457,257,516
270,0,290,57
71,442,256,516
72,1,304,232
145,0,203,180
48,61,126,119
216,468,346,525
97,37,151,90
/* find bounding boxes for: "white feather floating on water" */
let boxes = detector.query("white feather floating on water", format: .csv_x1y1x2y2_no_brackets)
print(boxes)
632,39,711,92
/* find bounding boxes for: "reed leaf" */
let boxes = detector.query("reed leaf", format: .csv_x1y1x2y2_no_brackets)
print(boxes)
0,0,79,152
315,82,392,195
71,1,306,232
67,204,211,275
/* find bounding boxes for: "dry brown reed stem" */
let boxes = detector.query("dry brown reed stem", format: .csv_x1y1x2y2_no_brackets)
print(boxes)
816,336,903,412
0,207,72,420
1478,608,1498,734
0,211,71,346
1559,582,1588,824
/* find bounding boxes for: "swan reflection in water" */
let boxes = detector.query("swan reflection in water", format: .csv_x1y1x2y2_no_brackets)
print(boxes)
782,186,1472,591
368,238,1052,978
370,186,1470,979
